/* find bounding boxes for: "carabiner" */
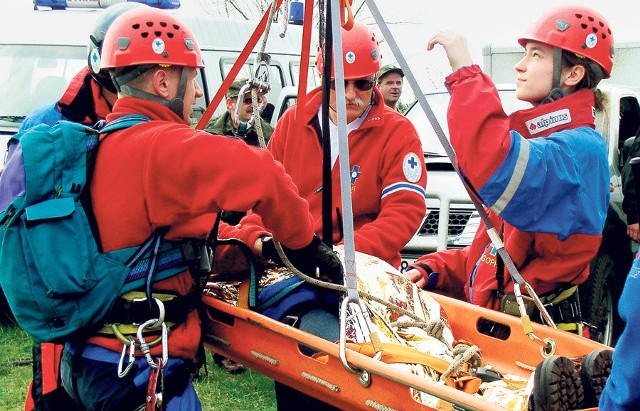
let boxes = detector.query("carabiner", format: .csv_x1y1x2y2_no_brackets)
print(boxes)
118,337,136,378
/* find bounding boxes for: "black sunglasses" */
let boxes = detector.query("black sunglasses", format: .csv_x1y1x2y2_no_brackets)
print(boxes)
329,78,375,91
237,95,264,105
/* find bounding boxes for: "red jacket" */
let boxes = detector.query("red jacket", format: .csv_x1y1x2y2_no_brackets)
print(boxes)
240,86,427,268
89,97,317,359
413,66,608,310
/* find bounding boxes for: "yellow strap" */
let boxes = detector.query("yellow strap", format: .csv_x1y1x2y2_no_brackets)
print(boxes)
347,342,482,394
541,285,578,305
557,322,579,332
119,290,178,302
344,341,451,374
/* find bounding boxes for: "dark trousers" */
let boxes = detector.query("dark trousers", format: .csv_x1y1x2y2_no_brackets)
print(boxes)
274,308,342,411
60,344,200,411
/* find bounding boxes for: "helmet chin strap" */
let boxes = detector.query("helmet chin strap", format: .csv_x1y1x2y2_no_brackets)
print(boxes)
115,66,189,121
91,72,118,94
539,48,567,105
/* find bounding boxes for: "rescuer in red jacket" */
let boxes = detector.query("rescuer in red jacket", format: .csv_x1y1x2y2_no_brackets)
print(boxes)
238,21,426,411
240,21,427,270
58,8,343,410
19,4,145,410
405,6,614,410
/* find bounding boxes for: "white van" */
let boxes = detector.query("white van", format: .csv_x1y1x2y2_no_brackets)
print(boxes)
0,0,317,146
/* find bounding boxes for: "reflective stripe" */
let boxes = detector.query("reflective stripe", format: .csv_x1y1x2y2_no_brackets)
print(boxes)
381,182,426,199
490,138,529,214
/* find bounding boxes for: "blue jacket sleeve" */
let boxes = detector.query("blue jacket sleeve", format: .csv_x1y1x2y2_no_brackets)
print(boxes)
477,128,609,239
599,254,640,410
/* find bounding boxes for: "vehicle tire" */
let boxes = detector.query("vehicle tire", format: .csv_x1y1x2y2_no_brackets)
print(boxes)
580,254,619,347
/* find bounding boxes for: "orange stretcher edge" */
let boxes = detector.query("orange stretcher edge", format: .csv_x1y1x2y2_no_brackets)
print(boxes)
202,292,607,411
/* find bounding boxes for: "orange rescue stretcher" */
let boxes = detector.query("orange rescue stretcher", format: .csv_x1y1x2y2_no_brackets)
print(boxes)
196,1,610,409
201,291,606,411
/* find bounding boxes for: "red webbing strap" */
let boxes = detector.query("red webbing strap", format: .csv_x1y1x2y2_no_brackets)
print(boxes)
339,0,354,29
195,0,283,130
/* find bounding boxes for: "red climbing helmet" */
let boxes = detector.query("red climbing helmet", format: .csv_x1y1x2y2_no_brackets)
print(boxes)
100,7,204,70
316,21,381,79
518,5,614,78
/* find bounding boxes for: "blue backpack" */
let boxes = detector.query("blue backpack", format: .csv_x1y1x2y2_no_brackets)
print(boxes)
0,116,187,343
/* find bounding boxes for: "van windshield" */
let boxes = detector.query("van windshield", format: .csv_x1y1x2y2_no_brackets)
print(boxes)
0,45,86,129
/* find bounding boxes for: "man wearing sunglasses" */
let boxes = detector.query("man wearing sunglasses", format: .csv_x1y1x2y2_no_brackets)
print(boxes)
205,76,273,147
237,21,427,410
244,21,426,268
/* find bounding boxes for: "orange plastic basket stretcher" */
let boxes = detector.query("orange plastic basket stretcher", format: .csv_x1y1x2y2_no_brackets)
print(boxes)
202,292,606,411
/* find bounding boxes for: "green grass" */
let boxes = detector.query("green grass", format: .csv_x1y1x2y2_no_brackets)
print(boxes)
0,323,276,411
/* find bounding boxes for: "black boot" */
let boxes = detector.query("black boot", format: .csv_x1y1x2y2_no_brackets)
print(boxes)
530,355,584,411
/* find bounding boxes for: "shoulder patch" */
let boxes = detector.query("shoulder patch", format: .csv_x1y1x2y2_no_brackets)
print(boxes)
402,152,422,183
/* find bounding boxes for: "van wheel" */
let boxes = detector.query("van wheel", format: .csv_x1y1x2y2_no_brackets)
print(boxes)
580,254,617,346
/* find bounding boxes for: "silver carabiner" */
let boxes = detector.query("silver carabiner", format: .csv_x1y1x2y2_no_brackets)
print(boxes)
160,321,169,368
138,318,160,368
149,298,165,329
117,337,136,378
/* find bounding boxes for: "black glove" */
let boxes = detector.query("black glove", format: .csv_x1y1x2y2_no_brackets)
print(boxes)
262,235,344,284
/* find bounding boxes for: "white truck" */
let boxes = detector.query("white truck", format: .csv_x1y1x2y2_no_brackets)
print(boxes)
401,41,640,346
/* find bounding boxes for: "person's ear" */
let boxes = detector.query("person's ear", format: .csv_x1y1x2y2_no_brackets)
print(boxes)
563,65,586,87
225,97,235,111
152,68,172,99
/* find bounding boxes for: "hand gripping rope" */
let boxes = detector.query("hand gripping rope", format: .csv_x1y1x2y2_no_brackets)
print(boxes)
362,0,556,356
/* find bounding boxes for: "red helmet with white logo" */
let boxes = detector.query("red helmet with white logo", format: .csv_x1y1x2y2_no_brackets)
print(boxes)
316,22,381,79
100,7,204,70
518,5,614,78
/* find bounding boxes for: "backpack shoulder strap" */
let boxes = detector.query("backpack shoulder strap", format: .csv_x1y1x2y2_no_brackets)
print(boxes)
99,114,151,135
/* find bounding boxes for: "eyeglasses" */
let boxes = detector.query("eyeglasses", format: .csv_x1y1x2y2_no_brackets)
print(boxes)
329,78,375,91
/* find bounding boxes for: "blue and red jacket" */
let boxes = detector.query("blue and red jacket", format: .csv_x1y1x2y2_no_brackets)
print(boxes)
600,250,640,410
412,65,609,309
19,67,112,132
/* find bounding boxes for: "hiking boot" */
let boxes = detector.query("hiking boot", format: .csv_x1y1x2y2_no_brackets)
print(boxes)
529,355,584,411
581,348,613,408
213,353,245,375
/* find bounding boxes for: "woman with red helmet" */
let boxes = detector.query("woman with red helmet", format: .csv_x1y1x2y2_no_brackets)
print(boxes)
59,7,343,411
404,6,614,410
